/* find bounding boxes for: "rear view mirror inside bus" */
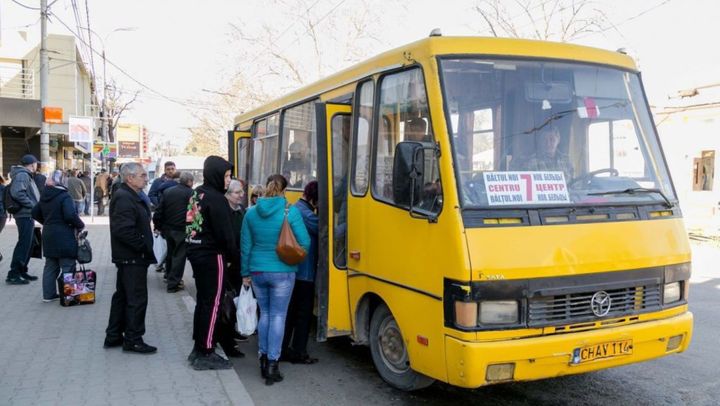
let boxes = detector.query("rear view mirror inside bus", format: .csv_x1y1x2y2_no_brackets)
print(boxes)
524,81,572,103
393,141,424,208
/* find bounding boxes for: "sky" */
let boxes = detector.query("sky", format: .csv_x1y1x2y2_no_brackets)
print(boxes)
1,0,718,149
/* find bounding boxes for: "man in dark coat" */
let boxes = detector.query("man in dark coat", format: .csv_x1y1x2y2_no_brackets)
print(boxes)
104,162,157,354
153,172,193,293
6,155,41,285
148,161,176,207
80,171,92,215
32,170,84,302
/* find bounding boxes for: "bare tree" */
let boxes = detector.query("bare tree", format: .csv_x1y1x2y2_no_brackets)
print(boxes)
183,0,399,156
473,0,614,42
103,79,139,143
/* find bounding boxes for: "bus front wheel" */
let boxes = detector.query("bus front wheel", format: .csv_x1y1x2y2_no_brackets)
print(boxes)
369,304,434,391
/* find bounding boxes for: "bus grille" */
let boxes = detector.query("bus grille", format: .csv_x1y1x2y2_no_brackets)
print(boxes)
528,284,662,327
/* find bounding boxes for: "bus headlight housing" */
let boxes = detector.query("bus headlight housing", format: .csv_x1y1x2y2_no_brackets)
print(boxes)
479,300,519,325
663,282,681,304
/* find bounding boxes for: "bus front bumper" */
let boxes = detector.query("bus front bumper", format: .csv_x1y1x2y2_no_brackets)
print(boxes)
444,312,693,388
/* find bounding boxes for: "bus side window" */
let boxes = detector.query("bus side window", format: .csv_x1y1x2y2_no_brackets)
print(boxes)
372,67,441,212
352,80,374,195
280,101,318,189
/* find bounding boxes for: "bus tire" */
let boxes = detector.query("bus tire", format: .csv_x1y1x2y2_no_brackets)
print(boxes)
369,304,434,391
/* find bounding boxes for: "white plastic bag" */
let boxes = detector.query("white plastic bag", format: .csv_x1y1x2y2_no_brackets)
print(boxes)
153,233,167,264
235,285,258,336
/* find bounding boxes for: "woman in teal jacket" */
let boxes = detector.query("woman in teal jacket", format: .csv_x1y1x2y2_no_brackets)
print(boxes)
241,174,310,385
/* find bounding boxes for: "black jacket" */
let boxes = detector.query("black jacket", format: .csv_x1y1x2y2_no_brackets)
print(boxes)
32,185,84,258
153,183,193,232
110,183,155,265
186,156,239,274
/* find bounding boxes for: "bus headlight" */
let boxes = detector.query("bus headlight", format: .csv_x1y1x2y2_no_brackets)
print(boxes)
663,282,681,304
479,301,519,325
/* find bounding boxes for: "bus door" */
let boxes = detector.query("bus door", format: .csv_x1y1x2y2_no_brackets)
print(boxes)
315,102,353,340
228,130,252,204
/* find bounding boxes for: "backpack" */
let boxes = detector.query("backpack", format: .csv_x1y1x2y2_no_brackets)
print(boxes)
3,183,20,214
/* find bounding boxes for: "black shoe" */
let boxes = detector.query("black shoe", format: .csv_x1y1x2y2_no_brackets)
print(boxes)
167,285,184,293
42,294,60,303
192,352,232,370
187,348,200,363
0,253,4,261
20,273,38,281
288,354,319,365
103,337,124,348
233,331,249,343
220,342,245,358
6,275,29,285
265,360,283,385
260,354,269,379
123,342,157,354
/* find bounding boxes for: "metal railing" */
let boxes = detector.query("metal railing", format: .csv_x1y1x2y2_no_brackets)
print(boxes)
0,65,35,99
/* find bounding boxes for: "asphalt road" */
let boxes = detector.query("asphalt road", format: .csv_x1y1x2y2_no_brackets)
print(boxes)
219,243,719,405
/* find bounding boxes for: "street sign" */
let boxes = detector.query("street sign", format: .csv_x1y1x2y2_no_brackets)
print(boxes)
69,116,93,143
102,145,110,155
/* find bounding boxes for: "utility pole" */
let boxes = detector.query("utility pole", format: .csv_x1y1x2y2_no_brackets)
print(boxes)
40,0,49,172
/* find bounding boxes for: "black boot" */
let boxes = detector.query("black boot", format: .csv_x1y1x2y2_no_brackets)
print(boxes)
260,354,268,379
265,360,283,385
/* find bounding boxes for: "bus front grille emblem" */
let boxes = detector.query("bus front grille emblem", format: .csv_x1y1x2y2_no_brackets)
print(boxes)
591,291,612,317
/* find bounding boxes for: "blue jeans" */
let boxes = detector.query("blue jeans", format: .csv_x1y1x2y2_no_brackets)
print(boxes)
8,217,34,278
43,257,76,300
73,200,85,216
252,272,295,361
84,195,91,215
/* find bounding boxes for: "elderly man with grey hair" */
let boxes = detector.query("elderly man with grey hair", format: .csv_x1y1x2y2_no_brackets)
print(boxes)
152,171,194,293
104,162,157,354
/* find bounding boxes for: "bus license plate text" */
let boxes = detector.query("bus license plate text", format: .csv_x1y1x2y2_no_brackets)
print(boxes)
571,339,633,364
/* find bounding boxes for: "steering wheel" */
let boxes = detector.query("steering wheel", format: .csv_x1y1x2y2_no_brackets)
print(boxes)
569,168,620,188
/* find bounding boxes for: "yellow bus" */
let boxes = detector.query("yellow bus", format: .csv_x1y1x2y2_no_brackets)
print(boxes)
228,35,693,390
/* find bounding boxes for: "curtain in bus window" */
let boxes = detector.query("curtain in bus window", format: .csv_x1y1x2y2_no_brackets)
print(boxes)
280,102,317,189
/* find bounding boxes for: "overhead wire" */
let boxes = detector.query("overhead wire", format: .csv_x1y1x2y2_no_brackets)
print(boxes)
48,12,220,112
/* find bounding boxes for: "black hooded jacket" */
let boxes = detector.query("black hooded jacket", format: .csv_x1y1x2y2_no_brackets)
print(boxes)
186,156,240,276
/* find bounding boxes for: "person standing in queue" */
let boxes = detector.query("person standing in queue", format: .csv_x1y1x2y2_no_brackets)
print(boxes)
32,170,84,302
6,154,41,285
241,174,310,385
185,156,241,370
281,180,319,365
104,163,157,354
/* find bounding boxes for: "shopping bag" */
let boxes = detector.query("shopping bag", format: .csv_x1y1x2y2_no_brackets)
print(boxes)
153,233,167,264
57,265,96,307
77,230,92,264
235,285,257,336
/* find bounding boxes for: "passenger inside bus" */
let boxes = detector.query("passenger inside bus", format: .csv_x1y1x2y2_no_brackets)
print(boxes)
284,141,312,188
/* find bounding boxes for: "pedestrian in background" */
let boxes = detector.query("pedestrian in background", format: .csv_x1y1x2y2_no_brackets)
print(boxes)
153,171,193,293
66,170,87,215
148,161,176,208
33,166,46,196
95,169,110,215
282,180,319,365
80,171,92,216
104,163,157,354
186,156,242,370
32,170,84,302
6,154,41,285
250,184,264,206
241,174,310,385
0,175,7,262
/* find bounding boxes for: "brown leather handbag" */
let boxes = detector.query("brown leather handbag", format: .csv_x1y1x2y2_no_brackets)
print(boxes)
276,204,306,265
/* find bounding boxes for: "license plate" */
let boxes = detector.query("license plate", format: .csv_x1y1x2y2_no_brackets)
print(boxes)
571,339,633,364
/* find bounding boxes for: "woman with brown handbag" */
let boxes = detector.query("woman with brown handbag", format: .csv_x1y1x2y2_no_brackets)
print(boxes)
241,174,310,385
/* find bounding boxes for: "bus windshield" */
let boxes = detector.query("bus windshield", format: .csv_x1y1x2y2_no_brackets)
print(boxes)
440,58,676,209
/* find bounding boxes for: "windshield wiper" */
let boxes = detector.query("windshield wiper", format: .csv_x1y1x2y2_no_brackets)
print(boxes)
587,187,675,208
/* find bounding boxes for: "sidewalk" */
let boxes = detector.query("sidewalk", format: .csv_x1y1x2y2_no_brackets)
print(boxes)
0,223,253,405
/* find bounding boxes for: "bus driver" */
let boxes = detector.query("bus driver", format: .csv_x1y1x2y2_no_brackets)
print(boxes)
514,125,574,180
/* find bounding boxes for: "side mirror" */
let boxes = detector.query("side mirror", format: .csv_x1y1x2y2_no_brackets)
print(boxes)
392,141,424,208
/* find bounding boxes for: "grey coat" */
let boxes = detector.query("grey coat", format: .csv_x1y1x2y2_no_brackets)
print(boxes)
9,166,40,218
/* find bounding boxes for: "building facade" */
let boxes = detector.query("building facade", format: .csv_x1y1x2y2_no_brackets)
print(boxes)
0,31,96,176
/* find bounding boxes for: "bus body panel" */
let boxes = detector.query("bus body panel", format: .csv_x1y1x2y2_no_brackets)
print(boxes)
465,218,691,281
444,311,693,388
